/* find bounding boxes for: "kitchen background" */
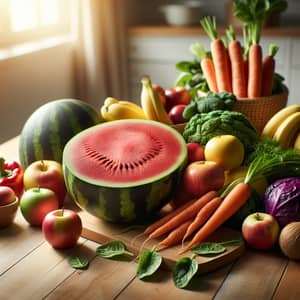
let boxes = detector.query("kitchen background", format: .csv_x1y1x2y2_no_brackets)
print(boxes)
0,0,299,143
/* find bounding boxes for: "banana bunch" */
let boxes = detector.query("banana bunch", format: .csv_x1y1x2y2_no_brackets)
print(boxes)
262,104,300,149
140,76,173,125
100,97,147,121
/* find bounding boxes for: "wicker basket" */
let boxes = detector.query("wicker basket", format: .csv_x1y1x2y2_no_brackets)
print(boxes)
171,86,289,135
233,86,289,133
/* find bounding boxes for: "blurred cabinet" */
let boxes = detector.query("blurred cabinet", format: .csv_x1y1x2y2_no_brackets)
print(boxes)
128,32,300,105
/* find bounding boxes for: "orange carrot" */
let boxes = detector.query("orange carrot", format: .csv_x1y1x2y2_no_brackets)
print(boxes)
149,190,218,240
261,44,279,96
143,198,194,235
200,16,232,93
180,182,252,254
247,43,262,97
182,196,222,244
242,25,251,96
201,57,218,93
157,219,193,249
246,23,263,98
244,59,249,95
226,26,247,98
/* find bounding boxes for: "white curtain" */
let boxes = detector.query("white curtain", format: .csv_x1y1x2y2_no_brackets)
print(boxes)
74,0,128,107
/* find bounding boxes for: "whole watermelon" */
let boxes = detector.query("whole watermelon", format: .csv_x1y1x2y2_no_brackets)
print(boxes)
19,99,102,169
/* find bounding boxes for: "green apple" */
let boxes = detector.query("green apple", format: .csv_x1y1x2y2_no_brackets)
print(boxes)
23,160,66,206
20,187,59,226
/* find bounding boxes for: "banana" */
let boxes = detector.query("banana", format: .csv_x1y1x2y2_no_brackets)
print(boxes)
118,100,146,115
101,98,146,121
141,77,159,121
103,97,119,106
261,104,300,138
294,132,300,151
141,76,172,125
273,111,300,148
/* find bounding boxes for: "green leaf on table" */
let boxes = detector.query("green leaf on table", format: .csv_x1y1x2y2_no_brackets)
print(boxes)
173,256,198,289
96,240,134,259
190,239,243,256
68,256,89,270
191,242,226,256
136,247,162,280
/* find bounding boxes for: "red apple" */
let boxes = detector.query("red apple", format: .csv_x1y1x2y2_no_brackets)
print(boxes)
42,209,82,249
0,186,16,206
165,86,191,112
186,143,205,163
242,212,280,250
152,84,166,107
168,104,188,124
23,160,66,206
182,161,225,198
20,187,59,226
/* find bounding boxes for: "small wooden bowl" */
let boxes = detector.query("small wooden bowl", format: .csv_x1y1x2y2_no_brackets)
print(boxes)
0,198,19,229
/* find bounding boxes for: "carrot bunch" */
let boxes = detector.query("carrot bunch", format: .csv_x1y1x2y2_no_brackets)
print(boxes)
142,180,252,254
199,16,278,98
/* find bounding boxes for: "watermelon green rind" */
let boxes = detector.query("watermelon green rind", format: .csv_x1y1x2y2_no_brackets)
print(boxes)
19,99,102,168
63,164,181,223
63,120,187,188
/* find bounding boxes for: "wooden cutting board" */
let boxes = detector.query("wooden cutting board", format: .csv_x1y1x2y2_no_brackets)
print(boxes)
77,207,245,274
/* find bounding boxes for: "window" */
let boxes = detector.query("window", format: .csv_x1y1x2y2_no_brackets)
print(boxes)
0,0,73,48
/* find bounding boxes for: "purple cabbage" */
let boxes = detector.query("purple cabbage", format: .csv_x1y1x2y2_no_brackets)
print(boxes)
264,177,300,227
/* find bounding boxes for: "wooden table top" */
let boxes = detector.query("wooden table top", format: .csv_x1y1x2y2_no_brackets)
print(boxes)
0,136,299,300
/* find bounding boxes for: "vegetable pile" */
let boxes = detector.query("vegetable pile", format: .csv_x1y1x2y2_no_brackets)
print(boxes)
176,0,288,99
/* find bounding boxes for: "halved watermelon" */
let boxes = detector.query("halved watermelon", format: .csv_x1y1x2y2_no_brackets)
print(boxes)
63,119,187,223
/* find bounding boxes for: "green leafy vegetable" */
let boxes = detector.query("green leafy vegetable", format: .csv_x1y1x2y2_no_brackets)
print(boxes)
191,242,226,256
245,138,300,184
136,247,162,280
233,0,288,24
175,47,209,99
173,256,198,289
68,256,89,269
96,240,134,258
183,110,259,154
183,92,237,119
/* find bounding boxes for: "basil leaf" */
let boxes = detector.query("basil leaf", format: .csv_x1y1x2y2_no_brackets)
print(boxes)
191,242,226,256
68,256,89,269
96,240,134,258
173,257,198,289
136,249,162,280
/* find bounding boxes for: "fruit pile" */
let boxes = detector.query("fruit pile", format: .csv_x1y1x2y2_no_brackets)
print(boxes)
262,104,300,150
1,98,105,248
99,76,191,126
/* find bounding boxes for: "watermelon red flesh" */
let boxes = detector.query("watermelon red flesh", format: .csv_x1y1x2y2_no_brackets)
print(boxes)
64,120,186,186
